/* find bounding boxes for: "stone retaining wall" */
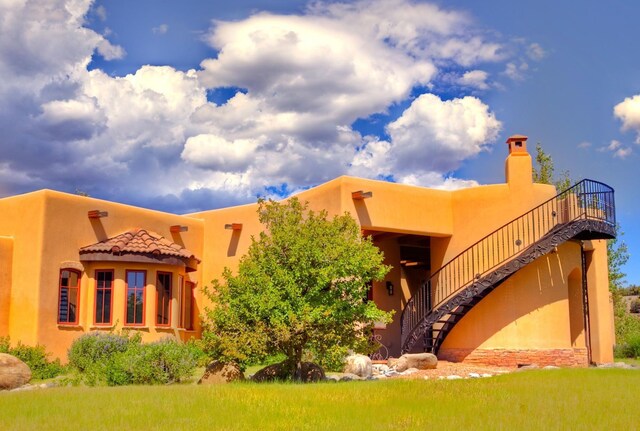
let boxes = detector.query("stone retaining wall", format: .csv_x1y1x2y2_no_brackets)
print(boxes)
438,348,589,367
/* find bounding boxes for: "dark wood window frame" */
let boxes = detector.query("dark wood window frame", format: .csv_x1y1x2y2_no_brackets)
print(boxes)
58,269,81,325
156,271,172,327
180,280,195,330
125,270,146,326
94,269,114,326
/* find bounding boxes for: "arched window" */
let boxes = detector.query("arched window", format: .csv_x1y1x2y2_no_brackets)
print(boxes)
58,269,81,324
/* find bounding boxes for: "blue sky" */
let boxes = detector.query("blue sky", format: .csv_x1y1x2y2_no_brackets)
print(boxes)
1,0,640,284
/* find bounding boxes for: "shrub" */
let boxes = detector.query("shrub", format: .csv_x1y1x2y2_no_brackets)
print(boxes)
105,338,198,386
67,333,198,386
185,338,209,367
0,337,64,380
616,332,640,358
0,336,9,353
630,298,640,314
68,331,141,372
10,342,65,380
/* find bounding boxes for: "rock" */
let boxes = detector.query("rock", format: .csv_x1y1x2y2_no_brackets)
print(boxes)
387,357,399,369
252,361,325,383
395,353,437,372
468,372,481,378
0,353,31,390
198,361,245,384
446,375,462,380
605,362,635,369
343,354,372,378
340,373,363,382
481,373,492,378
516,364,539,372
324,374,341,382
402,368,419,375
372,364,389,375
543,365,560,370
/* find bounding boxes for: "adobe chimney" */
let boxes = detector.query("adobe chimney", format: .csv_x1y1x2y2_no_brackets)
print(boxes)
505,134,533,188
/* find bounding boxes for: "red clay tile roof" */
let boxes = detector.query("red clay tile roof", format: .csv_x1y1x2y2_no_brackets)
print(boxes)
80,228,199,262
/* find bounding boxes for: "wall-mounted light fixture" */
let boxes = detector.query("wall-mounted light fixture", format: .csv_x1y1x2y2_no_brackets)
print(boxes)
88,210,108,219
352,190,373,200
224,223,243,231
386,281,394,296
170,225,188,233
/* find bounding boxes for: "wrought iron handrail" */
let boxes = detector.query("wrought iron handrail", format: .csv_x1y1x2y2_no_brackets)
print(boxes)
400,179,615,347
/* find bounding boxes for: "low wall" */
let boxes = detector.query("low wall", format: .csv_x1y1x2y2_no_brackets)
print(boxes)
438,348,589,367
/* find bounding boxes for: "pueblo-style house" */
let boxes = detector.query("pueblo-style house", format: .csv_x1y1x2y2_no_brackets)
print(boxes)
0,135,617,366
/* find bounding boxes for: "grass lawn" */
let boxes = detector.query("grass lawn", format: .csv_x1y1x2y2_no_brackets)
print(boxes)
1,368,638,430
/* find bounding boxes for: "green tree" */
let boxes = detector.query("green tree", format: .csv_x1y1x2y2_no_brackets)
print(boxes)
532,143,571,191
201,197,392,380
608,227,629,292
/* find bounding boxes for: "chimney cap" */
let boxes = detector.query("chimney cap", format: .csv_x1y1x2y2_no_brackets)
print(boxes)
506,134,528,143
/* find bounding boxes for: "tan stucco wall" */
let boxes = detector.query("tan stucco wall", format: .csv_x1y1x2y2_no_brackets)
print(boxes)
0,192,47,346
0,237,13,337
441,242,584,352
585,239,614,363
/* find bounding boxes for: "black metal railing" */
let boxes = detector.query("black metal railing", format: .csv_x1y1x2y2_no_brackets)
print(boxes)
400,179,615,347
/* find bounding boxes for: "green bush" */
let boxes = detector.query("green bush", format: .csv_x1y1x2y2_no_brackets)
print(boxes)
10,342,65,380
67,333,198,386
185,338,209,367
616,332,640,358
105,339,198,386
630,299,640,314
68,331,141,372
0,336,9,353
0,337,64,380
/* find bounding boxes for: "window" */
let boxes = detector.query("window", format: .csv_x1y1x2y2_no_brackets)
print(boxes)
58,269,80,324
94,270,114,325
179,278,194,330
125,270,146,325
156,272,172,326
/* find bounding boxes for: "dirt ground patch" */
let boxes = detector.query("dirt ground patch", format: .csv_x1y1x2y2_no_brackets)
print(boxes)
394,360,515,379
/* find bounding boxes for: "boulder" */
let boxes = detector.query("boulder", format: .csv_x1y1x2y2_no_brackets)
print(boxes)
198,361,245,384
339,373,363,382
252,361,325,383
343,354,372,378
0,353,31,390
372,363,389,375
394,353,437,372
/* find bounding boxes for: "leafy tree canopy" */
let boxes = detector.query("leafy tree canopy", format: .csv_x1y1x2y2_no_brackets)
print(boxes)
201,197,392,379
532,143,571,191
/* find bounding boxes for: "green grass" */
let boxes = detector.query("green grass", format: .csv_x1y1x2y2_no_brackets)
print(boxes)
1,368,639,430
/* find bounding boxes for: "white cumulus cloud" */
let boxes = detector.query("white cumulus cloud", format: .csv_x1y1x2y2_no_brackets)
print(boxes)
614,95,640,143
457,70,490,90
0,0,523,211
387,94,501,173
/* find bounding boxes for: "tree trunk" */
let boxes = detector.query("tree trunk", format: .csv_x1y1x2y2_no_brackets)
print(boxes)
293,345,303,381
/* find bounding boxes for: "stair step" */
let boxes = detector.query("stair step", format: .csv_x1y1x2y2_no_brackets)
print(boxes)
446,311,467,316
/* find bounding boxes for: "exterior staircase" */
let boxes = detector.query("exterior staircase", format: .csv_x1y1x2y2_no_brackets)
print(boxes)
400,179,616,354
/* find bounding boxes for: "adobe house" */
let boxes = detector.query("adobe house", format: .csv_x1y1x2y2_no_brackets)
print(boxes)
0,135,617,366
